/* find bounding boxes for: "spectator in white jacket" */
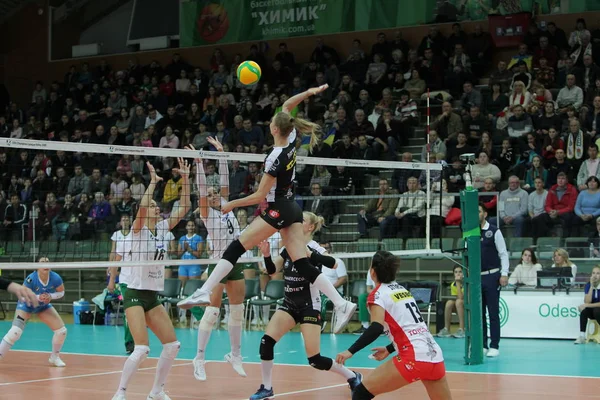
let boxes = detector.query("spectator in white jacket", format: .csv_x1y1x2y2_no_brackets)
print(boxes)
508,248,543,286
576,144,600,191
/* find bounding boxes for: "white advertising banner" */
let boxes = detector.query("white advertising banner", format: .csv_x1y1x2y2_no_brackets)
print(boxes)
495,290,583,339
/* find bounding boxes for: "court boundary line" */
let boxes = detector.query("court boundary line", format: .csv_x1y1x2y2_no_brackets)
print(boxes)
232,383,349,400
10,350,600,380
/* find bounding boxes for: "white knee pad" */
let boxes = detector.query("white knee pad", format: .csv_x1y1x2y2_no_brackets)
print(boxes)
199,306,220,331
130,345,150,364
229,304,244,327
3,326,23,346
53,326,67,341
161,341,180,360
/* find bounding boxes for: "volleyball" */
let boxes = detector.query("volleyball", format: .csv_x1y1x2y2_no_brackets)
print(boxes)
237,60,261,85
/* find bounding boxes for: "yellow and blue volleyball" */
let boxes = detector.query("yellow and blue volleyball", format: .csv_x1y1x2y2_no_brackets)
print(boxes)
237,61,261,86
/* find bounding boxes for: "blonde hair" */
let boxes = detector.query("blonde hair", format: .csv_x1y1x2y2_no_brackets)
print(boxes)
272,112,321,151
553,248,573,266
303,211,325,235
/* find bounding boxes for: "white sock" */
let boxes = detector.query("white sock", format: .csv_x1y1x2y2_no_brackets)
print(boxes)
117,345,149,394
361,322,370,329
0,339,13,358
228,304,243,358
329,361,356,380
313,274,345,307
52,328,67,355
202,259,234,293
151,342,180,395
261,360,274,390
196,306,219,360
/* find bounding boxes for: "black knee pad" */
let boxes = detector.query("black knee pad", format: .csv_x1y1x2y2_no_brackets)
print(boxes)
352,383,374,400
307,353,333,371
294,257,321,284
259,334,277,361
222,239,247,265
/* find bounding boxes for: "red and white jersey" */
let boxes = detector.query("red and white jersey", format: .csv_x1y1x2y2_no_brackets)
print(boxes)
368,282,444,364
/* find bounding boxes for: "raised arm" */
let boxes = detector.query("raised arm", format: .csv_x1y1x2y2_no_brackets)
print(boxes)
207,136,230,199
132,161,162,234
282,84,329,114
167,157,191,230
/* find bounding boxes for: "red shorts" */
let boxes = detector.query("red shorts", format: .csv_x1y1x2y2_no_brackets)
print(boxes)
392,356,446,383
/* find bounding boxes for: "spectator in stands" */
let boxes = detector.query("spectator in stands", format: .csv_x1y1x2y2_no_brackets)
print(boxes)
507,43,532,71
537,172,578,237
547,148,574,187
574,266,600,344
431,102,462,141
0,193,27,248
460,81,482,116
510,61,533,91
84,192,111,238
484,82,509,129
489,61,512,94
421,130,446,162
508,248,543,286
162,169,182,210
507,105,533,142
347,109,375,142
351,269,374,335
569,18,591,49
471,152,501,189
356,178,397,238
574,176,600,236
551,248,577,281
556,74,584,113
577,145,600,190
382,177,425,239
67,164,90,199
404,69,426,99
463,106,490,146
430,179,454,238
466,24,492,78
498,176,528,237
547,22,569,51
304,183,333,225
534,36,558,69
528,177,548,240
524,155,547,189
437,265,464,338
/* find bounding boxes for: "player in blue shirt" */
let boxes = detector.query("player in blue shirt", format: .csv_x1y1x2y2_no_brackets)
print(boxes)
575,266,600,344
177,220,205,281
0,256,67,366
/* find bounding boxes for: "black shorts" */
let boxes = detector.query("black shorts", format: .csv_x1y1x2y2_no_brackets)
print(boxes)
260,199,303,229
278,300,322,326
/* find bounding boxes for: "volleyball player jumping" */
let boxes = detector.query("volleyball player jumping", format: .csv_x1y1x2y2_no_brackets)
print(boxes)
0,256,67,367
250,211,363,400
178,85,357,334
111,158,190,400
336,251,452,400
188,137,247,381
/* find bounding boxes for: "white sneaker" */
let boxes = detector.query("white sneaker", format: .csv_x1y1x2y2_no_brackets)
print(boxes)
486,348,499,357
225,352,247,377
49,354,66,367
333,301,357,334
147,392,171,400
112,393,127,400
452,329,465,338
177,289,211,309
193,358,207,381
574,336,586,344
436,328,451,338
483,348,488,356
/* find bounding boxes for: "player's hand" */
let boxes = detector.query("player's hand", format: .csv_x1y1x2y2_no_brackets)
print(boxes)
207,136,224,152
578,303,587,312
335,350,353,365
107,281,115,293
258,241,271,257
309,84,329,96
7,283,39,307
176,157,190,177
499,276,508,287
370,346,390,361
185,144,202,164
39,293,51,304
147,162,163,184
221,202,234,214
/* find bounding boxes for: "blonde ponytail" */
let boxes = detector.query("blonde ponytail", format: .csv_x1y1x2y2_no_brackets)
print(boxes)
292,117,321,152
303,211,325,235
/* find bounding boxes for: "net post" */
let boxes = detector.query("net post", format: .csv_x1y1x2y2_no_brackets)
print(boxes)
460,185,483,365
425,88,431,250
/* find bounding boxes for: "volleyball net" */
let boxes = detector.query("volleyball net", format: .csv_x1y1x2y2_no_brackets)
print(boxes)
0,137,451,294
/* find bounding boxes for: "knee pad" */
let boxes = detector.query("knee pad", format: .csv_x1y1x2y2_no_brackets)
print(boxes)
161,341,180,360
199,306,220,332
294,257,321,284
130,345,150,364
259,334,277,361
229,304,244,327
3,326,23,346
222,240,247,265
352,383,374,400
307,353,333,371
53,326,67,343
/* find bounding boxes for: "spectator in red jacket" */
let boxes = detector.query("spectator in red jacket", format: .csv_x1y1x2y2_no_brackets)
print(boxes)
532,172,578,237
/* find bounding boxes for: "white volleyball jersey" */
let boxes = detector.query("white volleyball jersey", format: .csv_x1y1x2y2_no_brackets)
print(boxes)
113,229,132,285
204,198,240,259
125,219,172,291
368,282,444,364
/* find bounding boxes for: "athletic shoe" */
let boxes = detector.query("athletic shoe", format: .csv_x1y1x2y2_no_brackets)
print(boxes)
486,348,499,357
193,357,207,381
436,328,451,337
347,371,363,390
177,289,211,309
452,329,465,338
111,393,126,400
147,392,171,400
249,384,274,400
352,326,367,335
483,348,488,356
225,352,247,377
574,337,586,344
333,300,357,334
49,354,66,367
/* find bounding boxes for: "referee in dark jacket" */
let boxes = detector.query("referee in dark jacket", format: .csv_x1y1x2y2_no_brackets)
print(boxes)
479,204,509,358
0,277,38,307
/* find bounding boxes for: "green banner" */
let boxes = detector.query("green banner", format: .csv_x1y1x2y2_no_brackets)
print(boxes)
179,0,434,47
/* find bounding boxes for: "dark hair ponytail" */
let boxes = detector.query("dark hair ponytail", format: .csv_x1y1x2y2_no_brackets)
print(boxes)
371,250,400,283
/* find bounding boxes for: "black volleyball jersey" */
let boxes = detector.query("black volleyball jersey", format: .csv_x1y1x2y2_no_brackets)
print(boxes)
264,129,297,202
280,240,326,311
